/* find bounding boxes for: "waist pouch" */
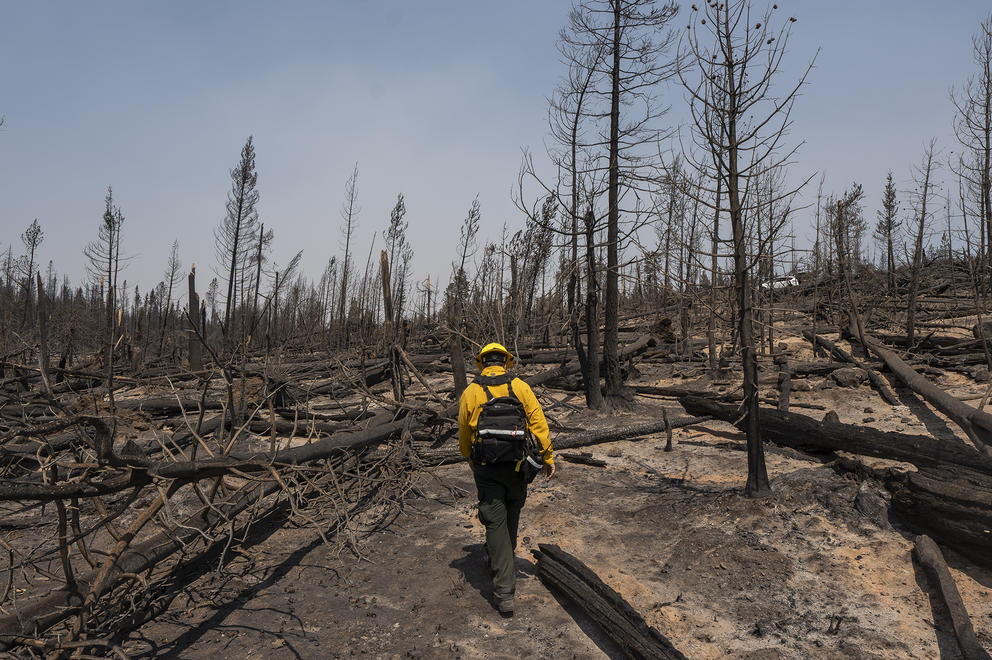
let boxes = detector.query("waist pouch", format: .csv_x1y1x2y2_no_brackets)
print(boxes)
471,437,523,465
518,453,543,484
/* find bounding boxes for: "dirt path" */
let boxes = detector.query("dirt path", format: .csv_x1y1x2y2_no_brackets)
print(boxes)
130,393,992,659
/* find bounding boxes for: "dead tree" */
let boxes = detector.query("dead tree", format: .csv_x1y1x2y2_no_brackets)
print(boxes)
707,159,723,371
157,240,182,358
215,136,260,343
448,197,480,398
951,13,992,271
19,219,43,327
83,187,125,413
906,140,940,347
187,267,201,371
560,0,679,405
874,172,901,292
337,164,360,347
383,193,411,328
679,0,815,496
548,33,604,406
380,250,403,401
583,207,605,408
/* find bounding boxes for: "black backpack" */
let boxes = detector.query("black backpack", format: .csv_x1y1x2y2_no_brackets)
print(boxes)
471,373,529,466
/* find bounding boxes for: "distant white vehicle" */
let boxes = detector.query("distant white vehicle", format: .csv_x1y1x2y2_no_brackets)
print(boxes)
760,275,799,291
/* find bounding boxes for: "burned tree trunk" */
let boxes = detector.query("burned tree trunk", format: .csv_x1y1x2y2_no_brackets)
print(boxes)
534,543,687,660
679,396,992,474
803,330,899,406
913,535,992,660
854,327,992,456
188,267,202,372
680,396,992,564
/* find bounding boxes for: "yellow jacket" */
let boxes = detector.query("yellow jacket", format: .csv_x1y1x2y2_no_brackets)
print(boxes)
458,366,553,465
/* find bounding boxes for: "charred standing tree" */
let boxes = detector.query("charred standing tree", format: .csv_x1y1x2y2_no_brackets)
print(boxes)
215,136,260,344
906,140,939,348
560,0,679,405
448,197,480,399
83,187,125,412
603,0,678,403
383,193,411,329
546,25,605,407
680,0,815,496
20,219,43,327
874,172,901,293
707,155,723,372
157,240,182,357
187,266,201,371
337,164,360,347
951,13,992,271
583,208,605,409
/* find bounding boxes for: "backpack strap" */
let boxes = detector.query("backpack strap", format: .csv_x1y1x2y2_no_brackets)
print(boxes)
474,373,512,388
505,377,521,403
474,373,519,400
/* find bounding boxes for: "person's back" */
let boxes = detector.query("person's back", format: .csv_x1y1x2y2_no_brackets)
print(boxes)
457,342,554,614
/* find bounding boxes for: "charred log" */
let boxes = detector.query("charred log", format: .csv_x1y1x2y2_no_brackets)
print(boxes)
534,543,686,660
913,534,992,660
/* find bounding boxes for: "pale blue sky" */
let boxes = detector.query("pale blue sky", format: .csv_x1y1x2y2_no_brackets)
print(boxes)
1,1,989,296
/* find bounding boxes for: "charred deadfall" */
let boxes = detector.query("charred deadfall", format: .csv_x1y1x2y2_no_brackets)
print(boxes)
2,2,992,658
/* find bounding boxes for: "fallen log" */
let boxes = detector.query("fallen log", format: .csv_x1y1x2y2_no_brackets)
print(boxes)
890,466,992,567
556,416,705,452
513,349,571,365
247,417,346,436
680,396,992,563
789,361,852,377
559,452,607,467
802,331,899,405
115,397,225,414
678,396,992,474
632,384,742,401
854,328,992,455
272,360,393,402
534,543,686,660
929,353,991,369
913,535,992,660
872,331,967,350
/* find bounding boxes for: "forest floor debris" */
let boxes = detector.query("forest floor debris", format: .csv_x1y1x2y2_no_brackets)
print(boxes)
126,355,992,659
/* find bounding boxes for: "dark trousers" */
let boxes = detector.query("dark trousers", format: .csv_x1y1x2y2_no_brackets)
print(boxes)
473,463,527,600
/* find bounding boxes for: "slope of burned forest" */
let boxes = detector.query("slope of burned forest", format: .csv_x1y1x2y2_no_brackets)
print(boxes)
5,258,992,659
107,323,992,659
8,3,992,659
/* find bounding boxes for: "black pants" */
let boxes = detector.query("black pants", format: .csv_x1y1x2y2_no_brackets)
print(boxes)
473,463,527,600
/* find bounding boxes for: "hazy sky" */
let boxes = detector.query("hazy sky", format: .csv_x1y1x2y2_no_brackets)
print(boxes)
1,1,990,298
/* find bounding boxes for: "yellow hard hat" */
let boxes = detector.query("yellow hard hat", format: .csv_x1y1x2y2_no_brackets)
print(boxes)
476,342,513,370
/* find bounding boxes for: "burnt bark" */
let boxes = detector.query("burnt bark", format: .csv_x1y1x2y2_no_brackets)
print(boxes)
803,331,899,406
853,327,992,456
534,543,687,660
913,534,992,660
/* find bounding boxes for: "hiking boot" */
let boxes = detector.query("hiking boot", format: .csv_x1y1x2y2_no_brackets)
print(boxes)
496,596,514,615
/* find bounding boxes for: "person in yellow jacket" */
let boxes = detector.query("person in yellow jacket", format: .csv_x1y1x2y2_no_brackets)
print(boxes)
458,342,554,615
